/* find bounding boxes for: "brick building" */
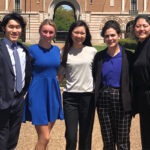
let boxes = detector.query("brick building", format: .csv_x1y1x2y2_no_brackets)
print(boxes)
0,0,150,44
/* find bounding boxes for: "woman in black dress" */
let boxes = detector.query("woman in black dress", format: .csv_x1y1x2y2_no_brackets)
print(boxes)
133,15,150,150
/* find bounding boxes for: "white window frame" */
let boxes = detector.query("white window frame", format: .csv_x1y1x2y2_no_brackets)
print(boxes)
130,0,138,10
14,0,22,11
110,0,114,6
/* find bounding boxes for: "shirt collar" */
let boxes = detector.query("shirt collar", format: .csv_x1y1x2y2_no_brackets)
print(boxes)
104,45,122,59
3,38,17,49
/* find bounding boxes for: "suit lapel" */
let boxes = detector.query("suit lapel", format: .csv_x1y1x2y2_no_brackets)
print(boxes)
0,40,15,75
121,47,129,89
94,51,103,101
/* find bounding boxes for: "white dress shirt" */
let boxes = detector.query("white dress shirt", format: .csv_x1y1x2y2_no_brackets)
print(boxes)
3,38,26,89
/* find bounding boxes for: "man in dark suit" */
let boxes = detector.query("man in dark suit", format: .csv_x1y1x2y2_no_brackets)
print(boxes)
0,12,32,150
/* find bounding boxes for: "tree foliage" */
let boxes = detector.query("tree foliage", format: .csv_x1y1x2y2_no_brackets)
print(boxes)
54,6,75,31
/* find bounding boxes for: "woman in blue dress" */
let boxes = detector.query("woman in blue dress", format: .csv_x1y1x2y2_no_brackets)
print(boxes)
23,19,64,149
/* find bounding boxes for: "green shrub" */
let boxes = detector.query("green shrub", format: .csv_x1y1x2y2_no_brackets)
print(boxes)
119,38,137,51
94,45,107,52
94,38,137,52
23,42,32,47
0,38,31,47
60,79,66,87
17,38,22,43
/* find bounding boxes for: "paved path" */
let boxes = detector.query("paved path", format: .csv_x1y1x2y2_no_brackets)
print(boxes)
16,113,141,150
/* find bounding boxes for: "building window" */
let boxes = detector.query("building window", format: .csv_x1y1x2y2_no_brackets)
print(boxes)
129,0,138,14
15,0,21,12
36,0,40,3
131,0,137,11
110,0,114,6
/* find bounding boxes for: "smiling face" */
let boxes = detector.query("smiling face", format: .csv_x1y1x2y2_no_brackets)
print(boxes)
71,26,86,47
39,24,56,43
104,27,120,49
134,18,150,42
3,19,22,42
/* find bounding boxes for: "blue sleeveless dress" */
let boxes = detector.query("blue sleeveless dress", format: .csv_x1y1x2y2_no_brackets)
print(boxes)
23,44,64,125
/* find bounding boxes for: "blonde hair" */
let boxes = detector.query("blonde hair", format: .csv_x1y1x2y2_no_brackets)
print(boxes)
39,19,57,33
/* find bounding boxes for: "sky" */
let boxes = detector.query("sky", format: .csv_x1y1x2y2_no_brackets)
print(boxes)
62,5,72,10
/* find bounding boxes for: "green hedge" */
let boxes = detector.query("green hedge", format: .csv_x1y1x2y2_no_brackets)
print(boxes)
94,45,106,52
94,38,137,52
0,38,31,47
119,38,137,51
23,42,31,47
0,37,137,52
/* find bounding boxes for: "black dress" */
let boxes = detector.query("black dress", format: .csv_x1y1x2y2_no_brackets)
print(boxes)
133,36,150,112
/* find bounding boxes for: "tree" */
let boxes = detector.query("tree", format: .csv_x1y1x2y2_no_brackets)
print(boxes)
54,6,75,31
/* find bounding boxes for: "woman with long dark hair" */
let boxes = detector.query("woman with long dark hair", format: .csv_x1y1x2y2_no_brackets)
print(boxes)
58,20,97,150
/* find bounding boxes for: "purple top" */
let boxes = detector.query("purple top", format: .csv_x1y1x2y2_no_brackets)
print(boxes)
102,47,122,88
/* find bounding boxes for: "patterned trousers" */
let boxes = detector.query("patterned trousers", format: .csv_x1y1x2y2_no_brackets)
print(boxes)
97,87,132,150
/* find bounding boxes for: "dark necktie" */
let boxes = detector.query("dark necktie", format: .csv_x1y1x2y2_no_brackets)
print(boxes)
11,43,22,93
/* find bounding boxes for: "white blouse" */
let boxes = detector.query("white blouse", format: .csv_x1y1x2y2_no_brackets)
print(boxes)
60,46,97,93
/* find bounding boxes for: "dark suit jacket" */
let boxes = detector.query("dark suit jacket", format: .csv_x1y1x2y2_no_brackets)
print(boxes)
92,46,133,112
133,36,150,112
0,39,32,109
